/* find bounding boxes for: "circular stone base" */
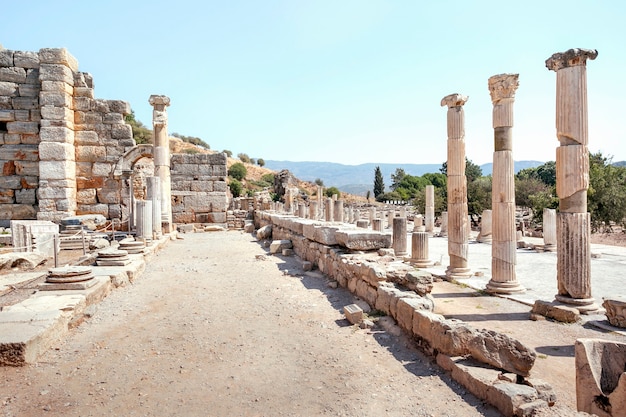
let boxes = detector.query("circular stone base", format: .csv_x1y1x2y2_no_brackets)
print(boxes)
555,295,600,313
486,280,525,294
446,267,472,279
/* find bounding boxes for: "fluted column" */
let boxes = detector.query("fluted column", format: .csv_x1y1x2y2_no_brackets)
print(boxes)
149,95,172,233
334,200,344,223
441,94,471,278
476,209,492,243
486,74,524,294
440,211,448,237
546,48,598,312
309,201,318,220
135,200,153,243
146,176,162,240
392,217,408,257
325,198,333,222
411,232,434,267
425,185,435,235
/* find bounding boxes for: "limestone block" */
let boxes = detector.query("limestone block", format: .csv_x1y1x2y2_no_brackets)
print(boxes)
0,110,15,121
190,181,213,192
208,212,227,223
75,111,103,125
92,162,113,177
38,48,79,71
40,91,73,108
74,130,99,145
0,189,14,204
15,189,36,205
21,134,39,145
103,113,123,124
0,175,23,188
335,230,392,251
13,51,40,68
38,161,76,180
603,298,626,328
12,97,39,110
18,175,38,188
75,162,92,177
73,87,94,98
6,121,38,135
404,270,434,296
0,203,37,220
75,145,106,162
576,339,626,417
40,126,73,143
269,240,292,254
38,185,76,200
14,109,30,121
466,329,536,377
15,161,39,177
0,67,26,83
73,97,92,111
111,123,132,139
39,142,75,161
2,133,19,144
39,63,74,84
76,189,97,204
107,100,130,115
0,81,18,96
396,296,433,333
0,49,13,67
76,203,108,217
531,300,580,323
256,225,272,240
41,80,73,95
344,304,363,325
18,84,40,97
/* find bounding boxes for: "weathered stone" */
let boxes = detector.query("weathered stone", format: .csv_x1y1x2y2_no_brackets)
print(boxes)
38,48,79,71
0,81,18,96
344,304,363,325
404,270,434,296
269,240,292,254
531,300,580,323
335,230,391,251
466,329,536,377
603,298,626,328
0,67,26,83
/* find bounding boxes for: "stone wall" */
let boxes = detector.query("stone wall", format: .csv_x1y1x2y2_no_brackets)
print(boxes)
170,153,228,224
0,46,135,224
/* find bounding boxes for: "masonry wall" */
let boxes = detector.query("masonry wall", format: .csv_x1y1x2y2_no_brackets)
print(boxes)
170,153,229,224
0,46,135,224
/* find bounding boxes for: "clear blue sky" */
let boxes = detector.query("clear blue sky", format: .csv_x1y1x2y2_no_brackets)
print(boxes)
2,1,624,165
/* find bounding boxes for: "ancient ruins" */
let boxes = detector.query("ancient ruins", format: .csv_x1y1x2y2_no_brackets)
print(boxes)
2,45,625,416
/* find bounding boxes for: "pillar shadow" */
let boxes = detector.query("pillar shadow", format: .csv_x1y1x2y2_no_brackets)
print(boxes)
535,344,574,358
442,312,531,322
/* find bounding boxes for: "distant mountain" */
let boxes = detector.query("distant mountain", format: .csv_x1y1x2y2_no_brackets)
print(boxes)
614,161,626,167
264,160,546,196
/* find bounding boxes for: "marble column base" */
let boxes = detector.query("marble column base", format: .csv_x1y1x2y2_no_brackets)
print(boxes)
486,279,525,294
445,266,472,279
555,294,601,314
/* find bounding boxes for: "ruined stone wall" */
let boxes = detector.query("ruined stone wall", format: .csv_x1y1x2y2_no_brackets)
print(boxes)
0,47,135,224
170,153,229,224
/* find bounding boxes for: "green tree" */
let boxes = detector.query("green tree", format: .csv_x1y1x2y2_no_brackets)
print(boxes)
125,110,152,144
390,168,407,191
325,187,340,198
228,162,247,181
229,179,243,197
366,190,371,202
588,152,626,231
467,176,492,218
250,158,256,165
314,178,324,186
237,153,251,163
257,158,265,167
223,149,233,157
517,161,556,187
374,166,385,198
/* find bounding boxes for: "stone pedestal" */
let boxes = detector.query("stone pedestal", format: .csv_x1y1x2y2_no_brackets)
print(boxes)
546,48,599,312
369,208,376,224
334,200,344,223
298,203,306,218
476,209,492,243
425,185,435,235
309,201,318,220
486,74,524,293
387,209,395,229
441,94,471,278
325,198,333,222
146,177,162,239
392,217,408,257
414,215,425,232
543,208,557,251
411,232,434,267
149,95,172,233
372,218,383,232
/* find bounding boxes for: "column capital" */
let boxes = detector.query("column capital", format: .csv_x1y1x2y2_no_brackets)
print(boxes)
149,95,171,107
545,48,597,72
441,93,468,108
488,73,519,103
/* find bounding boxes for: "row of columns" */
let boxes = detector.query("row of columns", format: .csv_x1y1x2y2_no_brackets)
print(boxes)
440,48,598,312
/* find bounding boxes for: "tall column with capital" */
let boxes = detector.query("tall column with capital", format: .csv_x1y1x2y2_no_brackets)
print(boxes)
546,48,599,312
441,94,472,278
149,95,173,233
486,74,524,294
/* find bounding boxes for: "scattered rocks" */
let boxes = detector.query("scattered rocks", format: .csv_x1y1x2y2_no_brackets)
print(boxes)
531,300,580,323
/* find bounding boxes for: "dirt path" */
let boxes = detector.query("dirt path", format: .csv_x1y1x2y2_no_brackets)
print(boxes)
0,231,500,417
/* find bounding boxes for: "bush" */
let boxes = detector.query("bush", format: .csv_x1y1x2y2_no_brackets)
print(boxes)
237,153,251,163
223,149,233,157
261,173,275,184
257,158,265,167
229,179,243,197
228,162,247,181
325,187,340,198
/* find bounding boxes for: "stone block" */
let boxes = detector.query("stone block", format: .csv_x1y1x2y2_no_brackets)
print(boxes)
18,84,39,97
74,130,99,145
73,97,92,111
576,338,626,417
0,81,18,96
38,48,79,72
404,270,434,296
0,67,26,83
15,162,38,177
11,97,38,110
38,161,76,180
0,189,14,204
190,181,213,192
335,230,392,251
97,188,120,204
38,141,74,161
0,145,39,161
103,113,123,124
531,300,580,323
111,123,132,139
15,189,36,205
73,87,94,98
40,126,74,143
14,109,29,121
6,121,38,135
75,145,106,162
40,91,73,107
0,49,13,67
0,110,15,121
107,100,130,114
0,203,37,220
13,51,40,68
39,63,74,84
77,189,97,204
207,212,226,223
343,304,363,325
269,239,292,254
0,175,21,188
603,298,626,328
92,162,113,177
21,134,39,145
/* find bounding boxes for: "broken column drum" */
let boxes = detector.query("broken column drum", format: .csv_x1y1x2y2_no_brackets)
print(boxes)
309,201,318,220
325,198,333,222
146,176,162,239
392,217,408,257
546,48,599,312
411,232,434,267
135,200,153,243
477,209,493,244
486,73,524,294
333,200,344,223
149,95,172,233
425,185,435,235
441,94,472,278
440,211,448,237
543,208,557,251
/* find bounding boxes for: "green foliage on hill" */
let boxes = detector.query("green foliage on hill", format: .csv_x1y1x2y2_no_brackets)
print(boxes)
171,132,210,149
228,162,247,181
125,111,152,144
325,187,340,198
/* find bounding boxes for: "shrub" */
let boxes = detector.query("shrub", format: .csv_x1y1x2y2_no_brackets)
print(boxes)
237,153,251,163
325,187,340,198
228,162,247,181
229,179,243,197
223,149,233,157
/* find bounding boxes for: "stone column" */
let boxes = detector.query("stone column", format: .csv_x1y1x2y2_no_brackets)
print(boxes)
543,208,557,252
486,74,523,294
425,185,435,235
411,232,434,267
372,218,383,232
392,217,408,257
135,200,153,243
298,203,306,218
309,201,318,220
476,209,492,243
439,211,448,237
317,186,323,218
149,95,172,233
146,176,162,239
388,209,395,229
325,198,333,222
441,94,472,278
369,207,376,224
334,200,344,223
546,48,598,312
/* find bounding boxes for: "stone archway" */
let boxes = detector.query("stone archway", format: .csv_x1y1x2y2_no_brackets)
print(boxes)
113,144,154,230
